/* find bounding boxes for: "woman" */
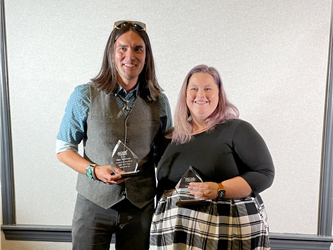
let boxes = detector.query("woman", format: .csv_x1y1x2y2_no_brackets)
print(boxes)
150,65,274,250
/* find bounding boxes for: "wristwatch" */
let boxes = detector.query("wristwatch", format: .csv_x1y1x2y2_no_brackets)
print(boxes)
217,183,226,200
86,164,97,180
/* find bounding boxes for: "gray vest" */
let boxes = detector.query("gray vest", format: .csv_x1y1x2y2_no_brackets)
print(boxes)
76,83,160,209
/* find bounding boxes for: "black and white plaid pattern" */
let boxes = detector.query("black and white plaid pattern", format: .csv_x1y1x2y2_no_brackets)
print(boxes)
150,190,270,250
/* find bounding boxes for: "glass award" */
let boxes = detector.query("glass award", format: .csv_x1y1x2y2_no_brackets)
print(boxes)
175,166,206,206
111,140,140,178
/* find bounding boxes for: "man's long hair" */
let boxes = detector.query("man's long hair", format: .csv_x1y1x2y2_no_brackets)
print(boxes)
91,22,162,102
171,64,239,144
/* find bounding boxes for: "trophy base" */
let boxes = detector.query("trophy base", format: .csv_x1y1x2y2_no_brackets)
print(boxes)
120,170,141,178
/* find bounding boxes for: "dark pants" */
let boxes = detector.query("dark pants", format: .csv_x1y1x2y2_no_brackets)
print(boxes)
72,193,154,250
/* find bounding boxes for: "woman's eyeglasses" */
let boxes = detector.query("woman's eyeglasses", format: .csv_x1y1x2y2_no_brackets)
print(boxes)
113,21,146,31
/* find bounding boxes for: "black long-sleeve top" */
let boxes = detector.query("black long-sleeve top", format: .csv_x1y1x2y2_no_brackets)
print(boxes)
156,119,275,199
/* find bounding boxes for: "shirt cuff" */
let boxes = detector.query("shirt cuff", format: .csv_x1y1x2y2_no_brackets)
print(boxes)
56,139,79,154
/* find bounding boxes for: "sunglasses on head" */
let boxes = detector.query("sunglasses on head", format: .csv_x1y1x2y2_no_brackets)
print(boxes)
113,20,146,31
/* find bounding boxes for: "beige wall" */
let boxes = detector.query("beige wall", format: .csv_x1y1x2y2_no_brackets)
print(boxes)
1,0,332,249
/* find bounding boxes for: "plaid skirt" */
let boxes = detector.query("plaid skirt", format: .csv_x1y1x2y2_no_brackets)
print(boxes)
150,190,270,250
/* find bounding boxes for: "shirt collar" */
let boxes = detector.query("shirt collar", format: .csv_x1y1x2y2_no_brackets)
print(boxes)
115,82,140,98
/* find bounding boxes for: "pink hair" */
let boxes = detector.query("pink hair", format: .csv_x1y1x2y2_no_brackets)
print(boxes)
172,65,239,144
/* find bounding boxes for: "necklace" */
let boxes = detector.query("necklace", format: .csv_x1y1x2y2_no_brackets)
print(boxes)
192,127,207,134
117,94,136,118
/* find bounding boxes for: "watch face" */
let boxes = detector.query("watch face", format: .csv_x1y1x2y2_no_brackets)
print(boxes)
218,190,225,199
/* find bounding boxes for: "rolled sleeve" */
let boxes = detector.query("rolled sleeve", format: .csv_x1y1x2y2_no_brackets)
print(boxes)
56,139,79,154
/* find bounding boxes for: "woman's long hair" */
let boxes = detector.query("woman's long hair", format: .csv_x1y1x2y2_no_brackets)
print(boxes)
172,64,239,144
91,22,162,102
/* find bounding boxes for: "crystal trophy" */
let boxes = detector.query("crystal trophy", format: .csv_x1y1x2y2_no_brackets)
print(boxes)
111,140,140,178
175,166,205,206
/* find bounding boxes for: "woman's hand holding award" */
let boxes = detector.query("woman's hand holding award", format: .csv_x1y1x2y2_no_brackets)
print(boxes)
175,166,206,206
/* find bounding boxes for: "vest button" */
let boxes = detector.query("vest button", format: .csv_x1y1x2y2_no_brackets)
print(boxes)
126,139,130,143
127,122,130,126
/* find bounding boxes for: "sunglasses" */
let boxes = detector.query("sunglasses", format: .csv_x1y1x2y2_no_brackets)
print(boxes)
113,20,146,31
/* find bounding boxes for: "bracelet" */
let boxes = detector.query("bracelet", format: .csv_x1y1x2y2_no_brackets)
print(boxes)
86,164,97,180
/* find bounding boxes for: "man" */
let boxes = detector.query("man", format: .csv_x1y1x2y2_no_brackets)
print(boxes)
56,20,172,250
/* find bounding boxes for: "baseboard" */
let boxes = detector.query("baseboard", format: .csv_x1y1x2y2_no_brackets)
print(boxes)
1,225,332,249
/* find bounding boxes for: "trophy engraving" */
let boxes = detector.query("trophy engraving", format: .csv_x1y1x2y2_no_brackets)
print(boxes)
175,166,205,206
111,140,140,177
